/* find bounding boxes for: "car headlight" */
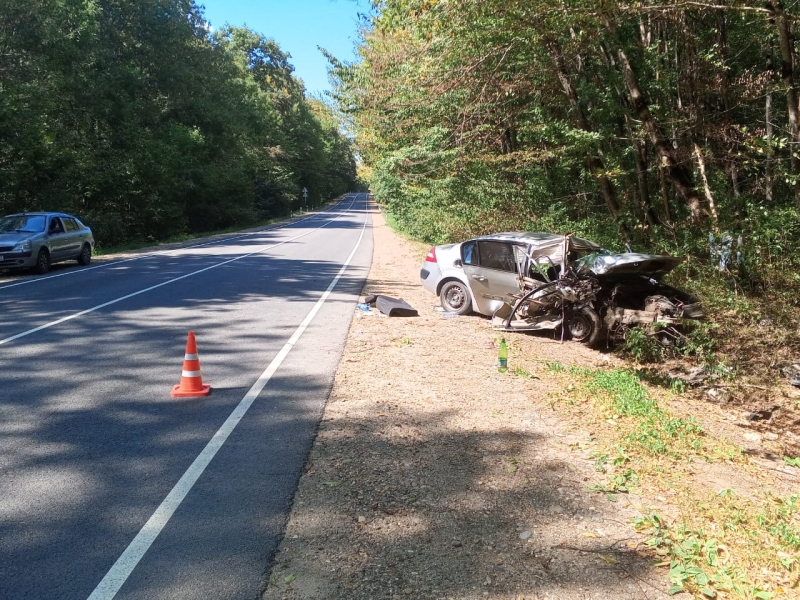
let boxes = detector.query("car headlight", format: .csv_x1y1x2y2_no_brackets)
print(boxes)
12,240,32,252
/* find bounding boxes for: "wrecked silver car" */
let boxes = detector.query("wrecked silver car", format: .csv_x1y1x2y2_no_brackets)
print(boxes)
420,232,702,346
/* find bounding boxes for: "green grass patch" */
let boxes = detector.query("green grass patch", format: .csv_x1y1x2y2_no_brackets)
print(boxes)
635,513,768,598
543,363,798,598
618,320,723,370
544,359,566,374
635,493,800,598
511,365,539,380
583,368,704,459
758,495,800,551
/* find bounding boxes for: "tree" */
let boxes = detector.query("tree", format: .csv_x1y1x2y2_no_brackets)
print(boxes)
0,1,358,245
332,0,798,260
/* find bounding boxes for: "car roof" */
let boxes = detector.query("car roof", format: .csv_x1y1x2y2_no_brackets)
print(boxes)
472,231,603,251
3,212,75,218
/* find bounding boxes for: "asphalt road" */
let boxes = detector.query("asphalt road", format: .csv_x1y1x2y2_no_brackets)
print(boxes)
0,194,373,599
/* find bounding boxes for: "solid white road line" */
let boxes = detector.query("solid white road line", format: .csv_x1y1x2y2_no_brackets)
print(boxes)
0,196,357,292
86,198,370,600
0,197,362,346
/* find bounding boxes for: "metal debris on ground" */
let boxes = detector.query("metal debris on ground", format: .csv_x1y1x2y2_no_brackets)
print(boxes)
363,294,419,317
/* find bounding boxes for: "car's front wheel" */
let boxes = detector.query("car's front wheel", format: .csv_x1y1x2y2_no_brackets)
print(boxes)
35,248,50,275
439,280,472,315
566,305,602,346
77,243,92,266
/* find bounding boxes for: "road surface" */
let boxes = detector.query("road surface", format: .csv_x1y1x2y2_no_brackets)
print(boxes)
0,193,373,599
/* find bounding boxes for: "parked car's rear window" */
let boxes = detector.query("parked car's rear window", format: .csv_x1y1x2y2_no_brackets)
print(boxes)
63,218,80,232
462,241,478,265
0,215,46,233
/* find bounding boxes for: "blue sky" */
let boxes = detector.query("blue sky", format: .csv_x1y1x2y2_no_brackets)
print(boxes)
198,0,371,97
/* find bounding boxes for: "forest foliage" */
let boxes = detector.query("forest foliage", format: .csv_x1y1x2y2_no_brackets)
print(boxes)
329,10,800,594
330,0,800,311
0,0,360,246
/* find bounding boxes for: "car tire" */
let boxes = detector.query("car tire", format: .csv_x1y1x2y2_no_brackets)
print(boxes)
566,305,602,346
35,248,51,275
439,280,472,315
77,243,92,266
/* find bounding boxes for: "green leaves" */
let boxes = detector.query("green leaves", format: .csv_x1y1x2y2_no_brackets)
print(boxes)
0,1,357,245
335,0,800,324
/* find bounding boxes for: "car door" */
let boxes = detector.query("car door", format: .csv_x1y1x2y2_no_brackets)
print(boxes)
60,217,84,258
46,216,69,261
461,240,522,315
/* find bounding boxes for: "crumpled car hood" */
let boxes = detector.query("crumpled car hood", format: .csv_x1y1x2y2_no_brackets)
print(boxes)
573,252,682,280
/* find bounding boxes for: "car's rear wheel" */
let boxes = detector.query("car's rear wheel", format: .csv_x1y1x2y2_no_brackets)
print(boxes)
566,305,602,346
77,243,92,266
439,280,472,315
35,248,50,275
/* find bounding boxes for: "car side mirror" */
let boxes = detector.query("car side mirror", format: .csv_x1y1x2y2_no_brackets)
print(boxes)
454,259,463,267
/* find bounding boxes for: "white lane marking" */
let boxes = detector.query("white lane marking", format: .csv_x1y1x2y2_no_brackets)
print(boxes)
0,196,363,346
86,197,370,600
0,197,356,292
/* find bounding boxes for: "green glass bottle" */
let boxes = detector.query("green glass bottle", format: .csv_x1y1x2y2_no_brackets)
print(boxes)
497,337,508,373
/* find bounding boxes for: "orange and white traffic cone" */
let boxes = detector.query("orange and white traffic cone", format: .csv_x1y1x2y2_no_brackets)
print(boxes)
171,331,211,398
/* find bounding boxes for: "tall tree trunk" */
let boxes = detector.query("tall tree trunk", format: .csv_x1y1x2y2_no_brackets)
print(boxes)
766,86,774,203
633,137,658,228
765,52,775,203
693,143,719,224
616,48,706,222
767,1,800,209
548,41,621,221
658,165,673,224
715,7,741,203
730,163,741,198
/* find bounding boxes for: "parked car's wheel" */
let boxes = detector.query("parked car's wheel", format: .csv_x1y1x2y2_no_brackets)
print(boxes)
35,248,51,275
566,305,602,346
77,243,92,266
439,280,472,315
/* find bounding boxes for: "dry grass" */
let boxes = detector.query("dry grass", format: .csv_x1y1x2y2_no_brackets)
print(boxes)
537,362,800,598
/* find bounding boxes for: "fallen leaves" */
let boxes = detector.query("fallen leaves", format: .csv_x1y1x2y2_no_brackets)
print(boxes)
598,554,620,564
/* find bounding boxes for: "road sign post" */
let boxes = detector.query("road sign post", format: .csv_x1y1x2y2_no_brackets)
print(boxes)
302,187,308,212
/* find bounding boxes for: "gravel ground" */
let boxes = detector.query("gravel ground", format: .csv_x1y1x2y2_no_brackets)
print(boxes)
262,208,679,600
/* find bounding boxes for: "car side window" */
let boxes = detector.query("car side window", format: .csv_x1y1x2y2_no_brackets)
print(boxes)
63,218,79,232
461,241,478,266
477,241,517,273
49,218,64,234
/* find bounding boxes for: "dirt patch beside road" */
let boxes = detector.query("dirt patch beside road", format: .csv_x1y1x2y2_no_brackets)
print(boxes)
263,208,691,600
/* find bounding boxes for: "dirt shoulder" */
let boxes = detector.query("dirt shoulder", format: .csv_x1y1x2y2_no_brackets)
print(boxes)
264,209,742,600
